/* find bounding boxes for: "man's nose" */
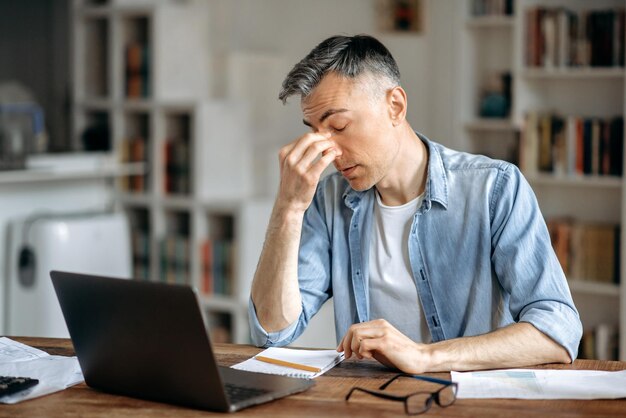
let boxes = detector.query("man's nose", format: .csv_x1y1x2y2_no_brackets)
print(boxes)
328,139,343,157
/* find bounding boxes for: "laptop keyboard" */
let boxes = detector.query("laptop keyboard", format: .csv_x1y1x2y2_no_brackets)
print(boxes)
225,383,271,403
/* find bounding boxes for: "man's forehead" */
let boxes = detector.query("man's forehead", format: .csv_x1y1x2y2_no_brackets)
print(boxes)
301,74,360,117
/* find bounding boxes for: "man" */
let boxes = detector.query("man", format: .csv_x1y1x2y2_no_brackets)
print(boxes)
249,34,582,373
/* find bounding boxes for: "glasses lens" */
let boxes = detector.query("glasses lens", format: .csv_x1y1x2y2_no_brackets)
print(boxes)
437,385,457,407
406,393,432,415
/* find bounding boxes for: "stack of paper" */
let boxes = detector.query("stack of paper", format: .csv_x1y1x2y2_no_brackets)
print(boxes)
0,337,84,404
231,347,344,379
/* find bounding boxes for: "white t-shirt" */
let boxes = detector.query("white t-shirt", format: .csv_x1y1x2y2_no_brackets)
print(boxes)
368,190,432,343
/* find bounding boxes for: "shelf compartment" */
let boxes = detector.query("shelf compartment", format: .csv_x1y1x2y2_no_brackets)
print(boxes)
466,16,514,29
524,7,625,70
160,210,191,285
119,112,150,193
126,207,150,281
465,118,518,132
200,213,236,297
520,113,623,180
163,112,191,196
78,110,111,151
527,174,622,188
568,280,620,297
205,311,233,344
122,15,151,99
521,68,625,80
82,18,110,99
548,219,620,289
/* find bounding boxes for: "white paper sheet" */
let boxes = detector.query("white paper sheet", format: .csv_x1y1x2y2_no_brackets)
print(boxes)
0,337,49,362
452,369,626,400
231,347,344,379
0,338,84,404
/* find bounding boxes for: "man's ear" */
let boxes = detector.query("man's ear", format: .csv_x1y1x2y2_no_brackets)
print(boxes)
387,86,407,126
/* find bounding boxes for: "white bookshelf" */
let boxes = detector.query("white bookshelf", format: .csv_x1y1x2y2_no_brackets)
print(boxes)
464,118,518,132
459,0,626,360
458,2,518,164
520,67,625,80
71,0,269,344
465,15,514,29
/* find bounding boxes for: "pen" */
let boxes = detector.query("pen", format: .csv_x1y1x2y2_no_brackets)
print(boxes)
254,355,321,373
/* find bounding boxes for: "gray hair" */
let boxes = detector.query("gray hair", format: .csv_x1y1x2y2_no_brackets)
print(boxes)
278,34,401,104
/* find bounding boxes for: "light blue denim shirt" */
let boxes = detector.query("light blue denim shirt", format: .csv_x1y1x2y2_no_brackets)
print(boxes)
249,133,582,360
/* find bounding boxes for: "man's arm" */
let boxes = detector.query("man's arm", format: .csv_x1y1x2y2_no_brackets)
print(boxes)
251,132,338,332
338,319,571,373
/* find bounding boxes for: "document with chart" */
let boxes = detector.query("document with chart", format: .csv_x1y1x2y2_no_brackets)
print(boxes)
452,369,626,400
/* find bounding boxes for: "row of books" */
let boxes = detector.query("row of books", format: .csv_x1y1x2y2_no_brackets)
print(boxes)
163,139,191,195
200,239,236,296
521,112,623,177
472,0,513,17
547,219,620,285
125,42,150,98
525,7,625,68
119,137,149,192
579,323,619,360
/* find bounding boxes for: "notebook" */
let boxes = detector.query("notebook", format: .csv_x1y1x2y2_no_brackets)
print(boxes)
50,270,314,412
232,347,344,379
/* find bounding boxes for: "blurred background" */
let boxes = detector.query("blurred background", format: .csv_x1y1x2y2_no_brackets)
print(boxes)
0,0,624,361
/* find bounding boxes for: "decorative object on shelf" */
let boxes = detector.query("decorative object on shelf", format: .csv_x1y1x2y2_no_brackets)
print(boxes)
0,82,48,170
376,0,423,33
81,111,110,152
479,71,511,118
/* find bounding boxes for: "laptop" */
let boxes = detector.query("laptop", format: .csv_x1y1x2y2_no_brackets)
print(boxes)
50,270,314,412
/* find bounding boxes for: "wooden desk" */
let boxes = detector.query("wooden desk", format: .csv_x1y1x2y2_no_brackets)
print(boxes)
4,337,626,417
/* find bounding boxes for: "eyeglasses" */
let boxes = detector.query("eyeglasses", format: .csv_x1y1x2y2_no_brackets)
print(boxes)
345,373,458,415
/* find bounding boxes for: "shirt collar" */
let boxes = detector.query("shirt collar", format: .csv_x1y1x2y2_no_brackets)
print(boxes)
419,132,449,210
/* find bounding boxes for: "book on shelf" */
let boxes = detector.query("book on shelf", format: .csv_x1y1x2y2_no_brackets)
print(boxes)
163,139,190,195
547,218,620,285
521,112,623,178
200,238,236,297
525,6,625,68
125,42,150,98
119,136,148,193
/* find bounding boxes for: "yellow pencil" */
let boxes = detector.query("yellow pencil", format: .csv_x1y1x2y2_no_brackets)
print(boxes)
254,355,321,373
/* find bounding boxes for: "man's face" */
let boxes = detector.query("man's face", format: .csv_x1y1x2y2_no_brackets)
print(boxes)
301,72,400,191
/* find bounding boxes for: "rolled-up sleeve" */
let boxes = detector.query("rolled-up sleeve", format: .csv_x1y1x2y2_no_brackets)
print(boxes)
490,165,583,361
248,182,333,347
248,298,301,347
